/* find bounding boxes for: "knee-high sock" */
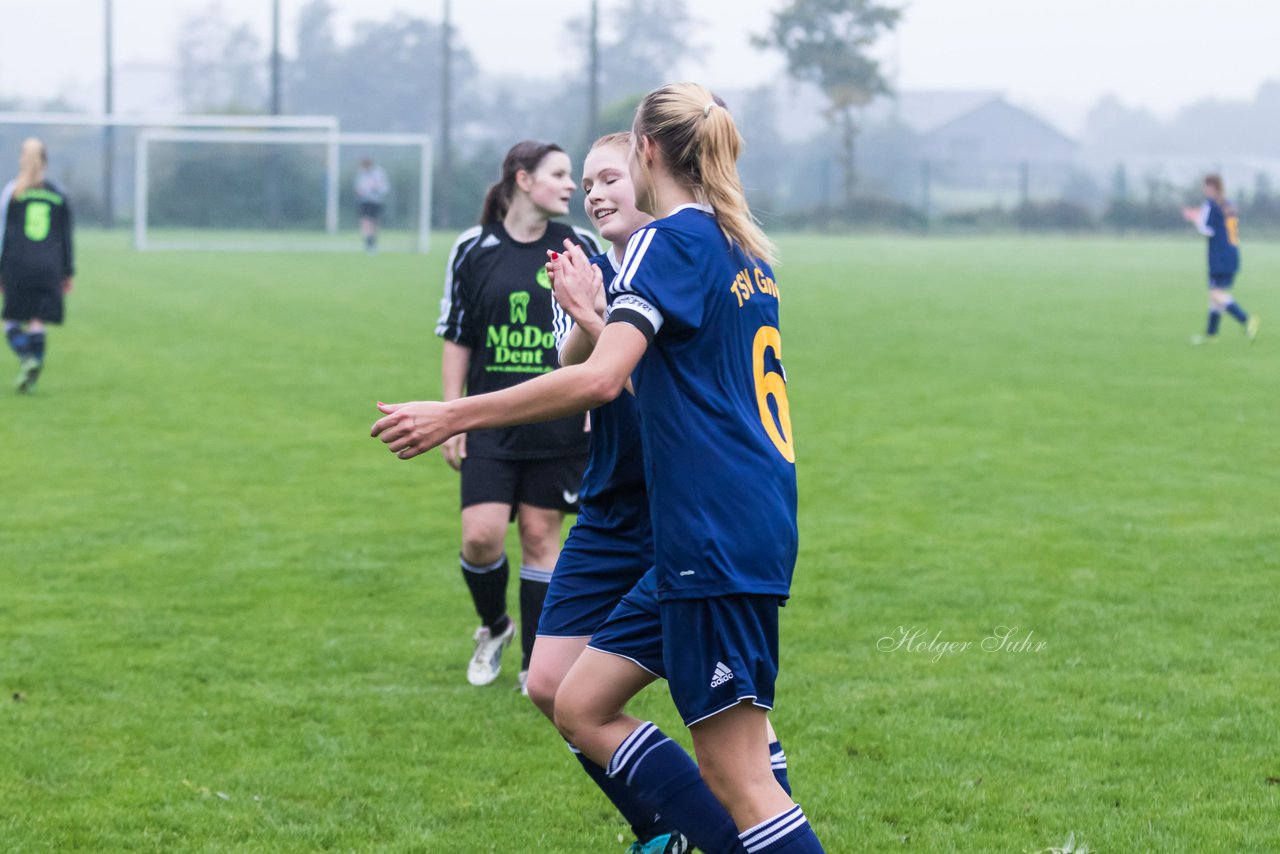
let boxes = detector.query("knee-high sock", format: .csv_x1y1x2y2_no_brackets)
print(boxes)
568,742,672,844
1224,299,1249,324
460,553,509,634
739,805,825,853
770,740,791,796
608,721,745,854
518,565,551,670
28,330,45,362
1207,310,1222,336
4,322,28,358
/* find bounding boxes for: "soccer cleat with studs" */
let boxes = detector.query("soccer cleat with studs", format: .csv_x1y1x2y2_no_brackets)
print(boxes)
15,357,41,393
626,831,690,854
1246,316,1260,342
466,619,516,686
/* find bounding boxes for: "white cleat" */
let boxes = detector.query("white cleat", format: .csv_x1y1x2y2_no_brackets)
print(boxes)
467,620,516,686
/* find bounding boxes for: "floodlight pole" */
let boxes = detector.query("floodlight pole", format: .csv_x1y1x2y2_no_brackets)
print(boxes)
270,0,282,115
587,0,600,144
103,0,115,228
439,0,453,227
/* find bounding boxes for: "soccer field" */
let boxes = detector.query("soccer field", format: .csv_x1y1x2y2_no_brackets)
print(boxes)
2,231,1276,852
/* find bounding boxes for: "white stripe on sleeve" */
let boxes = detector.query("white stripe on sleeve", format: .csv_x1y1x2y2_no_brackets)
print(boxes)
435,225,484,339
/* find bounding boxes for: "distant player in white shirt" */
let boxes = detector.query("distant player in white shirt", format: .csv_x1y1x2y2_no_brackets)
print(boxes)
354,158,389,252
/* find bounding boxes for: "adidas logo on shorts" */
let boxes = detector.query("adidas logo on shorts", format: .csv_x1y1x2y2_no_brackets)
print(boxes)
710,661,734,688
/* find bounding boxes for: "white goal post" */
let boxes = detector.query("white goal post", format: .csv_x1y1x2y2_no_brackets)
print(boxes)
0,113,340,230
134,128,433,253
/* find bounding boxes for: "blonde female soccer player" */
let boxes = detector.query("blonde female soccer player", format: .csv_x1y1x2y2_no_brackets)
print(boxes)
533,132,795,854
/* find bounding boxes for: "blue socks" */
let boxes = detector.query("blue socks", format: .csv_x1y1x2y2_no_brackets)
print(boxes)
739,805,825,853
770,740,791,796
5,323,29,358
608,721,745,854
1206,310,1222,336
1225,300,1248,324
569,743,673,844
28,330,46,362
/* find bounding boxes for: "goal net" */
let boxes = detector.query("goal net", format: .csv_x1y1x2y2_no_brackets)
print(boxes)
0,112,339,234
135,129,432,253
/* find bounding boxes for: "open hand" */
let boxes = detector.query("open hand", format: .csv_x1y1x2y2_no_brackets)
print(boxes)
548,241,605,323
371,401,457,460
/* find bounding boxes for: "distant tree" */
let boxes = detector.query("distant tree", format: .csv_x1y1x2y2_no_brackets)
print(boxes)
734,86,789,220
754,0,901,206
567,0,702,135
176,3,266,113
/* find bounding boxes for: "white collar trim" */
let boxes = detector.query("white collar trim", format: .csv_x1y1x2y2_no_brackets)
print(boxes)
667,202,714,217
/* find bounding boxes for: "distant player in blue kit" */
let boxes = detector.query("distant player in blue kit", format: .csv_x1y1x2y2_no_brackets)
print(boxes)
374,84,824,853
1183,174,1259,345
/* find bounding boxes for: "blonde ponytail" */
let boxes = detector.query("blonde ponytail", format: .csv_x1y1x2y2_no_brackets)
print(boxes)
15,137,47,194
635,83,776,265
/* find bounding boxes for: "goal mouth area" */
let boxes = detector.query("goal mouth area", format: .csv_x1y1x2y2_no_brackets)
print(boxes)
135,129,433,254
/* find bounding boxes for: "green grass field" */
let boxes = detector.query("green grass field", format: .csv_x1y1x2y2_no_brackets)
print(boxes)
2,231,1277,852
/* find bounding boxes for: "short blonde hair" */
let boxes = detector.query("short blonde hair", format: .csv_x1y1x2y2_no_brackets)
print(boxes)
590,131,631,153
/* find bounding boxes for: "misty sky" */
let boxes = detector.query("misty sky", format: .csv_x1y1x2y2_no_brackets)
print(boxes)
1,0,1276,134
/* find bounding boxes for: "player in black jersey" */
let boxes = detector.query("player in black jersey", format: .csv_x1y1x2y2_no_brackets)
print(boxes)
432,141,599,690
1,138,75,394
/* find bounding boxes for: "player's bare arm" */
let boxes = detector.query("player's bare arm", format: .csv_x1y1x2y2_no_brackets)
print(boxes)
373,322,647,460
439,340,470,470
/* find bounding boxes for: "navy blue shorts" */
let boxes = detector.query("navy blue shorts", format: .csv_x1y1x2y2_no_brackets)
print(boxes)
1209,272,1236,288
538,500,652,638
586,567,665,676
661,594,782,727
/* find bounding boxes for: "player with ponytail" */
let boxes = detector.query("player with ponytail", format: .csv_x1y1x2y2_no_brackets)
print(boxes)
433,140,598,693
1,137,75,394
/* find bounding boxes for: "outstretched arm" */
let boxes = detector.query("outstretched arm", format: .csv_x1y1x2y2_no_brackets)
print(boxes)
439,341,471,470
373,322,648,460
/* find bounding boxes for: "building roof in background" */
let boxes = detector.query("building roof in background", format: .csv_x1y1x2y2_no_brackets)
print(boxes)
887,90,1003,135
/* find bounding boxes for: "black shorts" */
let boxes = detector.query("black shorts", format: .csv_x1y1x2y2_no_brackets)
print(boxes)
460,454,587,516
359,201,383,220
1,280,64,324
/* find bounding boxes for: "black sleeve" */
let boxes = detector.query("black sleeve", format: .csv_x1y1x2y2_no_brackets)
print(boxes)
435,228,483,345
61,198,74,278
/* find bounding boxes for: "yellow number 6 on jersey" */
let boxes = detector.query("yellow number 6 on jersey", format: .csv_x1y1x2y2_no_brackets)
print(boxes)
753,325,795,463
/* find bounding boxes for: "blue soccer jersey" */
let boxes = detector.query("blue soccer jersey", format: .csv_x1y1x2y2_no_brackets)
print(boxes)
606,204,797,602
1197,198,1241,276
552,250,647,511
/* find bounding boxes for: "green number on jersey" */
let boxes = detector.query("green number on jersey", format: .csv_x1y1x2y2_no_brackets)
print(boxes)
24,202,52,242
